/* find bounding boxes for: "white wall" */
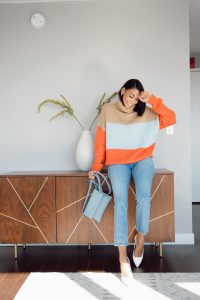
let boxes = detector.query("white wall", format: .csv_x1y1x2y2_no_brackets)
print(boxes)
190,70,200,202
190,0,200,52
0,0,193,243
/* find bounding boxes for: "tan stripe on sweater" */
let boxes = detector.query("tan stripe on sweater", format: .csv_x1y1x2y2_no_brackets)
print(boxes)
98,101,158,129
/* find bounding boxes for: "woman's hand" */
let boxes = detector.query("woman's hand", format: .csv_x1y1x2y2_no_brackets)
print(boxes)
88,171,95,180
138,91,152,103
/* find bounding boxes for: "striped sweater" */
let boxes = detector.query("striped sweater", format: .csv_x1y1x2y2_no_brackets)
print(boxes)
91,95,176,172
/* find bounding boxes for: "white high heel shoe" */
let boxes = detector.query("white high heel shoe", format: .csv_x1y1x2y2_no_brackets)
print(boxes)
120,257,134,287
132,235,144,268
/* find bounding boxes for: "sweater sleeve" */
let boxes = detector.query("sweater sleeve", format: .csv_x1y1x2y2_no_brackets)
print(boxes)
91,104,106,172
148,95,176,129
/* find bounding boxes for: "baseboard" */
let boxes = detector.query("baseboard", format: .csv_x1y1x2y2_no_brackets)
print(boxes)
148,233,195,245
174,233,194,244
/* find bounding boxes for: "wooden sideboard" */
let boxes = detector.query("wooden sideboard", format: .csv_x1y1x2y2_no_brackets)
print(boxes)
0,169,174,258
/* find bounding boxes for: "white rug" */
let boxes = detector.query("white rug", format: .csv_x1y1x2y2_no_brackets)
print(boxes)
14,272,200,300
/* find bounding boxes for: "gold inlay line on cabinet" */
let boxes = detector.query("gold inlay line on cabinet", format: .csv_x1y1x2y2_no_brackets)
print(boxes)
57,177,107,213
66,216,109,244
151,175,166,200
0,212,38,229
7,178,49,244
91,219,109,243
129,186,136,196
66,215,84,244
129,175,166,201
128,225,136,240
28,177,48,211
56,195,91,213
128,175,166,239
149,210,174,223
128,210,174,240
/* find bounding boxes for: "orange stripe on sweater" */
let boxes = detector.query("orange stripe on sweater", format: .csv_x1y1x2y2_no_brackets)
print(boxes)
105,144,156,165
148,95,176,129
91,126,106,171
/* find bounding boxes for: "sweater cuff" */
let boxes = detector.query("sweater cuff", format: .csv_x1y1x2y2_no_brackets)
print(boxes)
91,163,104,172
147,95,157,105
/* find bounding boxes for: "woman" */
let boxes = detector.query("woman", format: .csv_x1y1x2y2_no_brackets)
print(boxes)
88,79,176,286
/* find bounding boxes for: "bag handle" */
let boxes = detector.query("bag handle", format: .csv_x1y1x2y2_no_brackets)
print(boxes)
93,173,102,193
82,171,112,213
92,171,112,195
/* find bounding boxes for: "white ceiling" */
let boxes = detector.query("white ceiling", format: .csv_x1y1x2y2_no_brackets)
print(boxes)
0,0,199,52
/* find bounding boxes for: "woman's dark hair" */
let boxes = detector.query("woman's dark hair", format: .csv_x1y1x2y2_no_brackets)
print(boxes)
118,79,146,116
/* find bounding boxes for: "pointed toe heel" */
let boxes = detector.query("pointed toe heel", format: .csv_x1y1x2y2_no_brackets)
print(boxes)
132,235,144,268
120,257,134,287
132,252,143,268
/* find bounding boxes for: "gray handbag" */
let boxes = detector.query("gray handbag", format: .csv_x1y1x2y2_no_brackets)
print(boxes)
82,171,112,223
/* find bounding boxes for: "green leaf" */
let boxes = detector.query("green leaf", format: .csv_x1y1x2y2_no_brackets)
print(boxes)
38,99,66,112
60,95,73,112
49,110,68,121
38,95,85,130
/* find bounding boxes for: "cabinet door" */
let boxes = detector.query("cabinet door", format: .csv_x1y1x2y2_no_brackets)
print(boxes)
56,176,114,244
0,176,56,243
128,174,174,243
127,174,174,244
56,174,174,245
147,174,175,242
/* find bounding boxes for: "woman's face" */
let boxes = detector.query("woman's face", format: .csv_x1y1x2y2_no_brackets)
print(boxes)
121,88,140,109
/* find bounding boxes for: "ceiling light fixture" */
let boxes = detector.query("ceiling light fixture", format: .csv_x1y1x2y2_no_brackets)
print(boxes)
31,13,46,29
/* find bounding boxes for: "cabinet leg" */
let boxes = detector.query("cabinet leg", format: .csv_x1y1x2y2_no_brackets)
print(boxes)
88,243,91,251
14,244,18,260
159,242,163,258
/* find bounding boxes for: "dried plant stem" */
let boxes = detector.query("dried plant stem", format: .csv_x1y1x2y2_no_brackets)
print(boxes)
38,91,118,131
38,96,84,130
73,115,85,130
89,115,99,130
88,92,118,130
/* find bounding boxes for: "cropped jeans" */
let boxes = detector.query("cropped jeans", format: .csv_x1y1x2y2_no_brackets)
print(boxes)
107,157,155,246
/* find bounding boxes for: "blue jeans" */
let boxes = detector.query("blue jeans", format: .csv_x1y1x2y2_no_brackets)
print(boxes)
107,157,155,246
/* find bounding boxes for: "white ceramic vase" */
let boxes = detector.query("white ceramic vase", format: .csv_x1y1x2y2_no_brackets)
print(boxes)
75,130,94,171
